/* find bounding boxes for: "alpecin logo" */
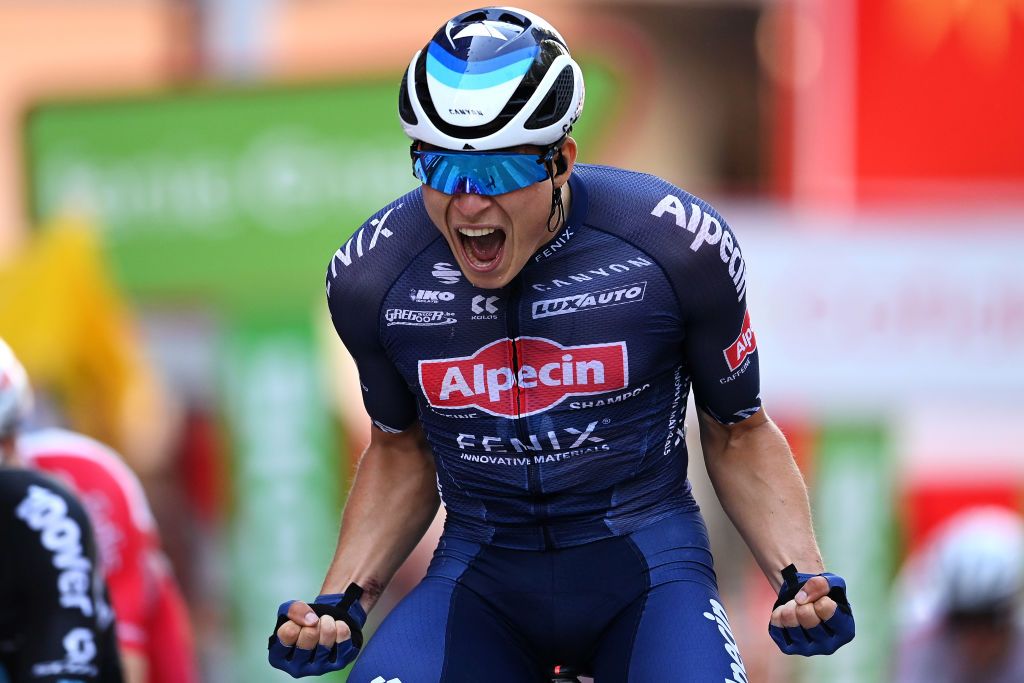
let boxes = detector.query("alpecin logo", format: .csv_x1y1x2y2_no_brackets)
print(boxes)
724,310,757,372
418,337,629,418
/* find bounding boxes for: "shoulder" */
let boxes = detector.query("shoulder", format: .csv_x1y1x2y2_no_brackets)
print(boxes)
326,188,440,306
574,164,747,303
0,467,90,526
18,428,155,532
575,164,733,245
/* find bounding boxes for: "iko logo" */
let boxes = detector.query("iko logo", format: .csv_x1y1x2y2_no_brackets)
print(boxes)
432,262,461,284
651,194,747,301
532,282,646,319
418,337,628,418
331,204,402,272
471,295,499,316
723,310,757,372
410,289,455,304
385,309,457,327
530,257,654,292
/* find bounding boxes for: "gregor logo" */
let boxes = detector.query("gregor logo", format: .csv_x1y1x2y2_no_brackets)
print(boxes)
418,337,628,418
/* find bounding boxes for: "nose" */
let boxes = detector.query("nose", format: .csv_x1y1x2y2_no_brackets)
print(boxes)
451,190,492,220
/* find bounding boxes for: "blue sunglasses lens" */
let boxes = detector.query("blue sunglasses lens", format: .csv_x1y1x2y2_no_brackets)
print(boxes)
411,151,550,196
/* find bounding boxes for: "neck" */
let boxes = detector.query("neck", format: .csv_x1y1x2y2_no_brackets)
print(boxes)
0,435,20,467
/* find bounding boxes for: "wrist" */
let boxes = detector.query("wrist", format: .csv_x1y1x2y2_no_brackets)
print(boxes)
321,575,385,615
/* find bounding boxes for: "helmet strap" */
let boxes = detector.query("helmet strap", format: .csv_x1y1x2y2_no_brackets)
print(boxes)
545,136,568,232
547,181,564,233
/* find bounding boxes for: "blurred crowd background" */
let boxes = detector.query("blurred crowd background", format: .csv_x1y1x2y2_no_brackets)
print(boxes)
1,1,1022,681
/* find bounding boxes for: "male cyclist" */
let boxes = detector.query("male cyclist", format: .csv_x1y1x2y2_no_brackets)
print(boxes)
894,507,1024,683
0,341,123,682
270,7,855,681
0,339,198,683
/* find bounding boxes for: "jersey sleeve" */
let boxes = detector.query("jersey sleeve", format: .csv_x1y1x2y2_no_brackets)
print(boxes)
325,215,419,434
676,199,762,424
2,472,124,682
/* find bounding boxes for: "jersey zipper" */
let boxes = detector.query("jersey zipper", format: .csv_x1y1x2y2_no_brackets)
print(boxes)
506,277,553,548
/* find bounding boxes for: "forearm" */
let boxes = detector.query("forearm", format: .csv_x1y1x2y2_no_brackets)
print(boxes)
700,410,823,591
320,425,440,613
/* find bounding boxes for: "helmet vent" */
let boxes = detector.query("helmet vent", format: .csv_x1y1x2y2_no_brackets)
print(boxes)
398,71,418,125
524,65,575,130
497,12,528,28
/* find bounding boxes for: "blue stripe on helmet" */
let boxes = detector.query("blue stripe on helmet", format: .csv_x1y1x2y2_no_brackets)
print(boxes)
426,51,533,90
427,41,538,75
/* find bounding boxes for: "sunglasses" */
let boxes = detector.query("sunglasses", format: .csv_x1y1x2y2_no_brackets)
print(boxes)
410,143,561,196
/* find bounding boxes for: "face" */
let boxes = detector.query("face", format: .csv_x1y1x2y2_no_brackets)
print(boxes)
421,137,577,290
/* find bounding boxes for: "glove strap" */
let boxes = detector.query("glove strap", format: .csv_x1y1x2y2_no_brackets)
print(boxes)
311,583,366,650
772,564,852,611
269,582,366,651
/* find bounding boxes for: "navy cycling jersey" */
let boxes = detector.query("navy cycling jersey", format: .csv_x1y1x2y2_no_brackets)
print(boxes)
326,164,761,550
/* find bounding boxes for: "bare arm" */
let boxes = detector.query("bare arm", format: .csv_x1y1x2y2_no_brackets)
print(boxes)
698,407,823,592
320,422,440,612
276,422,439,650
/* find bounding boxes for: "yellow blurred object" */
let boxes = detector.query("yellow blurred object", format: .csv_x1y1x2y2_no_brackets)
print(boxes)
0,217,174,475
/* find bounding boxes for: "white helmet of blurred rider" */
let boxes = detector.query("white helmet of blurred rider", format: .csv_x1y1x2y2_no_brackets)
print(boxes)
0,338,32,440
933,506,1024,615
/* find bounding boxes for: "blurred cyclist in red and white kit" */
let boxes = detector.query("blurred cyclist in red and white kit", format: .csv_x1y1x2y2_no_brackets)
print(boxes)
893,506,1024,683
0,338,199,683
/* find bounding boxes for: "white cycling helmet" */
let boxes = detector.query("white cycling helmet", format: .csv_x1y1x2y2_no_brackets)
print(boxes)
399,7,585,151
933,506,1024,615
0,338,33,439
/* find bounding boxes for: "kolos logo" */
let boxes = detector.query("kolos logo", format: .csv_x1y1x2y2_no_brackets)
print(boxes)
418,337,628,418
724,311,757,372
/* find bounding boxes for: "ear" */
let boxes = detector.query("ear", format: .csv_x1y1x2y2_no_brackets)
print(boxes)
553,136,578,187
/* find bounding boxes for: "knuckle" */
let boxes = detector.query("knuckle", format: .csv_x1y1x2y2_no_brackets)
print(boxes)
277,622,299,643
816,597,838,620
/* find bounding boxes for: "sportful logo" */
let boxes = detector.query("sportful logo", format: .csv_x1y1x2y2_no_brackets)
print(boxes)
385,309,456,327
418,337,628,418
530,257,654,292
370,677,403,683
650,194,747,301
724,311,757,372
331,204,402,271
432,262,461,284
410,290,455,304
532,282,647,319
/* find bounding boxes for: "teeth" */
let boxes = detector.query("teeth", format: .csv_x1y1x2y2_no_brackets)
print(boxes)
458,227,497,237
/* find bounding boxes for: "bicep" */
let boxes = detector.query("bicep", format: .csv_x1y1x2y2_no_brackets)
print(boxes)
327,276,417,434
681,224,762,425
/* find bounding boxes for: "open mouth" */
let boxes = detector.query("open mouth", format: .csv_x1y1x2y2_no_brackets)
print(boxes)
456,226,507,273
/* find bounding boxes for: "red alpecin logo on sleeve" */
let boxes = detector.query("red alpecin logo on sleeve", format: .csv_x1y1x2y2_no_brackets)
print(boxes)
418,337,629,418
723,310,757,372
